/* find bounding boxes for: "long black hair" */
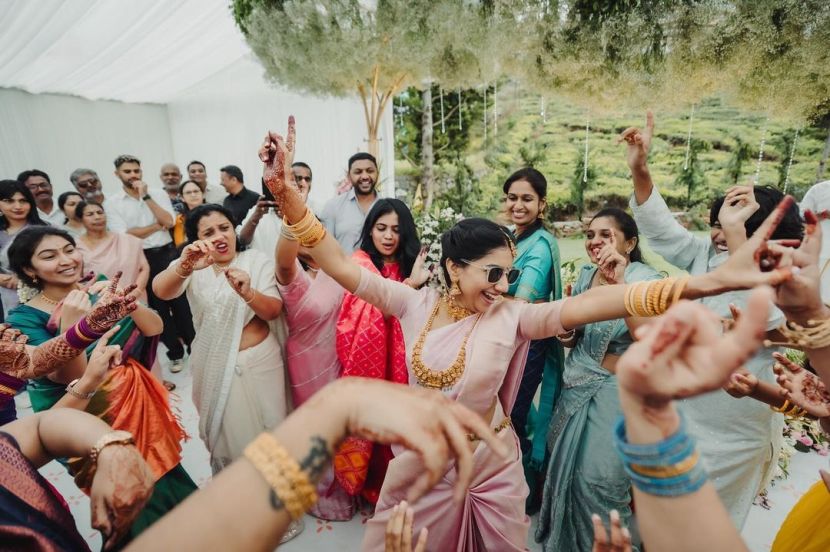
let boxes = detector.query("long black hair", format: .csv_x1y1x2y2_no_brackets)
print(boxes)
8,226,76,289
503,167,548,242
589,208,645,264
0,180,45,231
184,204,246,252
440,218,515,285
358,199,420,277
710,186,803,240
57,191,83,223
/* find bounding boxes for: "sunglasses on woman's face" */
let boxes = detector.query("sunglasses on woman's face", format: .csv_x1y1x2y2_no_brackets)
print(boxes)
460,259,521,284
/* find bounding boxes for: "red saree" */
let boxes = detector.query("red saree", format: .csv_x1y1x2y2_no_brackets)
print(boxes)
333,250,408,504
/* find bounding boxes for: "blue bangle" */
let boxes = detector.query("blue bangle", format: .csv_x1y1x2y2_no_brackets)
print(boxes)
614,415,708,497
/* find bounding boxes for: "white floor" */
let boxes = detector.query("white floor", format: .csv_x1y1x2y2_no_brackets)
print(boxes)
15,356,827,551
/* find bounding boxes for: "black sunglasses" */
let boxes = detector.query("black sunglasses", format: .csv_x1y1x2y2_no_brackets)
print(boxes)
460,259,521,284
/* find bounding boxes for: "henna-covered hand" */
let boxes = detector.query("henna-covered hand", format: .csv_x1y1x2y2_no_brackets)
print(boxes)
91,444,154,550
592,509,632,552
258,116,296,210
178,240,216,275
85,272,138,334
723,367,759,398
772,352,830,418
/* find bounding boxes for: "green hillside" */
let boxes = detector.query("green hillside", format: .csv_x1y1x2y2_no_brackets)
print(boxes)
396,90,828,223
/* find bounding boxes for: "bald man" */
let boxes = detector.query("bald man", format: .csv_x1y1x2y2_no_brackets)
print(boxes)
160,163,184,213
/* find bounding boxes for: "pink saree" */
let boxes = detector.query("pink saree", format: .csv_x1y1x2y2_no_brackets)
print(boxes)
353,268,568,551
76,232,147,301
334,250,408,505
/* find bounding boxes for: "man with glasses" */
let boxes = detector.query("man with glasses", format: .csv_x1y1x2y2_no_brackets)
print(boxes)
187,160,225,204
17,170,63,226
238,162,313,255
69,168,105,203
105,154,195,379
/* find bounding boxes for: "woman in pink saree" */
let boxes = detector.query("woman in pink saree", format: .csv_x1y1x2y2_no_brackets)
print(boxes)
259,117,797,551
74,201,149,302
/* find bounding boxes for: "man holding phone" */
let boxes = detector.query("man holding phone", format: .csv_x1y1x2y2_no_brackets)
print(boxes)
238,162,313,255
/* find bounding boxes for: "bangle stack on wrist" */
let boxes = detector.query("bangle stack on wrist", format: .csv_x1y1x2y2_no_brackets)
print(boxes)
65,318,103,349
280,225,298,241
244,432,318,519
765,315,830,350
614,415,708,496
283,208,326,248
624,277,690,318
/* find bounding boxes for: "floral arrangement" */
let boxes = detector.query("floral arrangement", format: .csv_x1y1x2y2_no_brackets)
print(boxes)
415,206,464,289
559,259,581,297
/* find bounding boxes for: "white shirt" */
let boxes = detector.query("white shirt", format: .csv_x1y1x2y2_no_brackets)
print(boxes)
203,184,227,205
104,188,175,249
237,208,282,257
319,188,378,254
800,180,830,300
38,205,65,226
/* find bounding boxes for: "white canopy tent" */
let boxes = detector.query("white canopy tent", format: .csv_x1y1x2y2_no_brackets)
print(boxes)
0,0,395,206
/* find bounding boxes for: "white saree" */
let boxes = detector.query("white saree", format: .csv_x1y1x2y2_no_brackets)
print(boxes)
177,249,287,472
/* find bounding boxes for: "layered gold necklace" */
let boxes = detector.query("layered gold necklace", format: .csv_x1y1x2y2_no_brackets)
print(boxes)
411,297,480,390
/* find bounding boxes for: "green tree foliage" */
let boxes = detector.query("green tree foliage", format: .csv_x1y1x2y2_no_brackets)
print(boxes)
569,152,597,220
726,135,753,185
675,138,711,208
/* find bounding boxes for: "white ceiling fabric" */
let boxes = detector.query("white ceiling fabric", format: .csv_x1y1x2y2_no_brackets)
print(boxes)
0,0,250,104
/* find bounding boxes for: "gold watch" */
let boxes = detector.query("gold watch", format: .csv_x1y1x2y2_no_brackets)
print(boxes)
89,430,134,464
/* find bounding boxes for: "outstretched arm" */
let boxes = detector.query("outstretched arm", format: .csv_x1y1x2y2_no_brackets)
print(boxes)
127,378,507,552
275,233,301,285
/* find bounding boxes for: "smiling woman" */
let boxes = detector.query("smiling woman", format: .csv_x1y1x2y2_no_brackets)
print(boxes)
0,180,45,319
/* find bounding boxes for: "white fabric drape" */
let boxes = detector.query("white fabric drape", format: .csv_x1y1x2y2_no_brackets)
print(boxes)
0,0,395,201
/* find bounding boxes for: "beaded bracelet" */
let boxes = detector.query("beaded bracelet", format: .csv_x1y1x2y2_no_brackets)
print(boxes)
614,415,708,497
243,432,318,520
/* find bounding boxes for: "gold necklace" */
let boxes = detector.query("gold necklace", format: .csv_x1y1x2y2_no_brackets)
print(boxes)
38,292,62,305
444,293,474,322
212,257,234,273
411,299,479,390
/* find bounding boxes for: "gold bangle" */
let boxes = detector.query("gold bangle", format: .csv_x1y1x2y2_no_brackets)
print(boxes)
630,450,701,478
244,291,256,304
765,316,830,350
771,399,791,413
659,278,674,314
174,264,190,279
635,281,650,317
646,280,661,316
243,432,317,520
671,276,689,307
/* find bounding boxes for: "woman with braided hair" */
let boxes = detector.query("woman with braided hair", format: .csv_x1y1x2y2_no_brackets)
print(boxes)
259,116,796,551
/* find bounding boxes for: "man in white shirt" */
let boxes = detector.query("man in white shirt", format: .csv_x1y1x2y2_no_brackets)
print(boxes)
800,179,830,301
319,152,380,254
105,154,195,374
17,169,64,226
187,160,226,204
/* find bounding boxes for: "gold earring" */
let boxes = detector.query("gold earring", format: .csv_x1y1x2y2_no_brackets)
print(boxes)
449,280,461,297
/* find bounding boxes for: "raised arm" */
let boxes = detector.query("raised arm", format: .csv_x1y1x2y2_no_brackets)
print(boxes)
612,288,773,552
275,230,301,285
258,119,365,294
621,113,710,272
126,378,507,552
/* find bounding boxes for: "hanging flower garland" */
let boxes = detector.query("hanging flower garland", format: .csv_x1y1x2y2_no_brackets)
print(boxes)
783,127,800,194
754,117,769,185
683,104,696,171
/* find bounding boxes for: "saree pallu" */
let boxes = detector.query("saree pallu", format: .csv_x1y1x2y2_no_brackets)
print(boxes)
334,250,407,504
75,233,148,302
0,432,90,552
5,299,197,541
507,225,566,505
772,481,830,552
